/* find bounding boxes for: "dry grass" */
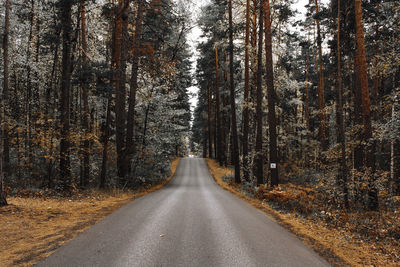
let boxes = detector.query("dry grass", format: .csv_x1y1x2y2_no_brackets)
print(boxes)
0,157,180,267
205,159,400,267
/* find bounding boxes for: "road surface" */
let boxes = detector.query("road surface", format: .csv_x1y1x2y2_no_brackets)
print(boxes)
36,158,329,267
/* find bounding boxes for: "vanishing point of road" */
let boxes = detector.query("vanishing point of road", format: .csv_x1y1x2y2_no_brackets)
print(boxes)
37,158,330,267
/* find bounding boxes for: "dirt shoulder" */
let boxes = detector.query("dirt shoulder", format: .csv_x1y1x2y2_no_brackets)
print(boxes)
0,158,180,267
205,158,399,267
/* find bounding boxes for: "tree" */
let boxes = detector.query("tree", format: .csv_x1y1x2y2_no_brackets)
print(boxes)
228,0,241,183
2,0,11,175
242,0,251,181
112,0,127,181
125,0,144,179
263,0,279,186
59,0,73,190
314,0,327,151
0,0,11,206
255,0,264,186
335,0,348,208
354,0,377,210
80,1,90,188
215,45,222,165
208,85,213,158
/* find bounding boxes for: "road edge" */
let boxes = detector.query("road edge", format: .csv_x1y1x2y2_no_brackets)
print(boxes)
204,158,349,267
7,158,181,267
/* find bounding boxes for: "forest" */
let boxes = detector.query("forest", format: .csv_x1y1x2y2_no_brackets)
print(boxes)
0,0,192,206
1,0,400,265
191,0,400,212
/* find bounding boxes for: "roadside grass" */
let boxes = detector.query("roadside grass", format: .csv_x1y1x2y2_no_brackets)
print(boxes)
0,157,180,267
205,158,400,267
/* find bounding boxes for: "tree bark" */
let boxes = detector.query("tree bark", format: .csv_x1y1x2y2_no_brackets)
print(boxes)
80,1,90,188
0,149,6,206
242,0,250,181
126,0,144,177
100,98,111,189
336,0,349,208
59,0,73,190
221,51,229,166
208,86,213,158
372,2,380,121
354,0,378,210
0,0,11,206
113,0,127,181
203,116,208,158
255,0,264,186
353,54,363,170
263,0,279,186
390,98,400,195
250,0,257,176
228,0,241,183
305,33,310,131
315,0,327,151
215,46,222,165
2,0,11,176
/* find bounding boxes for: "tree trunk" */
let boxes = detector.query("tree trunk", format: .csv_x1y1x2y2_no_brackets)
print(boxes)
390,98,400,195
126,0,144,177
250,0,258,177
25,0,35,180
203,118,208,158
228,0,241,183
315,0,327,151
113,0,126,181
80,1,90,188
215,46,222,165
221,51,229,166
336,0,349,208
60,0,73,190
242,0,250,181
208,86,213,158
372,2,380,121
263,0,279,186
305,33,310,131
100,98,111,189
1,0,11,205
142,104,151,150
0,149,6,206
354,0,378,210
2,0,11,176
353,54,363,171
255,0,264,186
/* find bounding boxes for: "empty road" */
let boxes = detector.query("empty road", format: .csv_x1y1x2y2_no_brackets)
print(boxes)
36,158,329,267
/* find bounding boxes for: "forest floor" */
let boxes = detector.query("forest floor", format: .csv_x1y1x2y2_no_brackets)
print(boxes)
0,158,180,267
206,159,400,267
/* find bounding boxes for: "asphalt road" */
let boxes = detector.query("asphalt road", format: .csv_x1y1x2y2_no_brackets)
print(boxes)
36,158,330,267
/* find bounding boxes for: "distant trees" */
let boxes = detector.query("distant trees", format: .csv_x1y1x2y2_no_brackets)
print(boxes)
0,0,191,195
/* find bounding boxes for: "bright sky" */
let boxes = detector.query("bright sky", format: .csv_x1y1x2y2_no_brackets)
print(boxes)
186,0,329,118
